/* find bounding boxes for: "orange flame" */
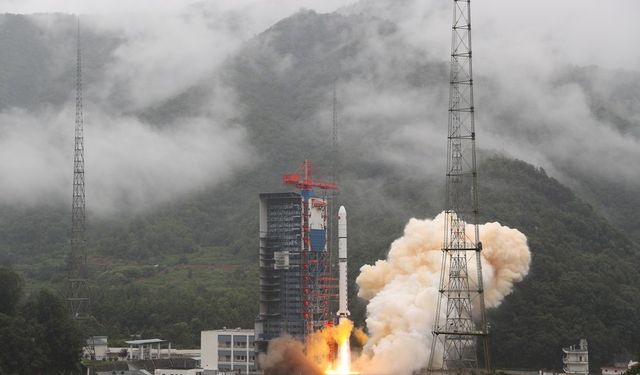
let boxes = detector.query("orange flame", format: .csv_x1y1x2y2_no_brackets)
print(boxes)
324,319,360,375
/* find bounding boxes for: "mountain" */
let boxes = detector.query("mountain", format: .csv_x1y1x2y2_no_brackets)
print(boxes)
0,9,639,371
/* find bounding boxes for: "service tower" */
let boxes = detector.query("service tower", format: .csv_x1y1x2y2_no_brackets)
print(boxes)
255,160,337,356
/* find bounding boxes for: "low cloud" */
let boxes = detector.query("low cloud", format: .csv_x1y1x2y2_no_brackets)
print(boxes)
332,0,640,187
0,1,357,214
0,102,249,215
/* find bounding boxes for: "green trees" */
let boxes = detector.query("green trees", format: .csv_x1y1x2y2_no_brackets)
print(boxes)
0,267,83,375
625,364,640,375
0,266,22,314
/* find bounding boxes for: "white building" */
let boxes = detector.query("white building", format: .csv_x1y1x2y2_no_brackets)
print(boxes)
563,339,589,375
601,366,627,375
201,329,256,374
125,338,172,360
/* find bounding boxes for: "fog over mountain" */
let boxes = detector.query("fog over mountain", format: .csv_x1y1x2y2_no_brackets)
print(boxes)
1,0,639,217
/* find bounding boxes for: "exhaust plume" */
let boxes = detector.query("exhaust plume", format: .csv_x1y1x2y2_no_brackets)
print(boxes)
355,212,531,375
260,319,358,375
260,335,323,375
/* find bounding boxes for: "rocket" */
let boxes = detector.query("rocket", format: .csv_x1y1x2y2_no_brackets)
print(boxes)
337,205,350,321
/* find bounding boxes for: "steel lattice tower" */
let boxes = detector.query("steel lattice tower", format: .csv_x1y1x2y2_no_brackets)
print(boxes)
331,83,338,185
427,1,490,374
66,18,90,321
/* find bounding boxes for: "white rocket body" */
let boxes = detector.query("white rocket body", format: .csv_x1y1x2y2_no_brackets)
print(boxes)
337,205,350,320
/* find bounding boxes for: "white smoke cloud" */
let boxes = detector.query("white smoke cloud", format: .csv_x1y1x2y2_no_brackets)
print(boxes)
355,213,531,375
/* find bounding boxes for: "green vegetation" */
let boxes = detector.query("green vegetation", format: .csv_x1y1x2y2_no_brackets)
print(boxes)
481,156,640,370
625,363,640,375
0,267,83,375
2,155,638,372
90,248,258,345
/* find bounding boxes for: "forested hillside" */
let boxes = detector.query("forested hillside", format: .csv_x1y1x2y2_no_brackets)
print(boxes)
0,10,639,371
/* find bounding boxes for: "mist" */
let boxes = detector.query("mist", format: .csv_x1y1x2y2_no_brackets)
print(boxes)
1,0,639,214
335,0,640,187
0,1,356,214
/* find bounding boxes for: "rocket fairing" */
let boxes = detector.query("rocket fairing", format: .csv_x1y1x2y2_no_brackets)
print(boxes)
337,205,350,320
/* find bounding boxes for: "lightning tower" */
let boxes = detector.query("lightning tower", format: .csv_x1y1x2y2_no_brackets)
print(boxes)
329,83,340,318
66,18,90,321
428,0,490,373
331,83,338,184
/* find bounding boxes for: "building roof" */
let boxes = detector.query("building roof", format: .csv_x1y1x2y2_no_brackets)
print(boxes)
562,346,588,353
202,328,254,335
125,338,166,345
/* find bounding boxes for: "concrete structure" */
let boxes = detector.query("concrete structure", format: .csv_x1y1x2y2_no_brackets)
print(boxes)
601,366,627,375
89,361,145,375
108,347,197,361
563,339,589,375
601,358,638,375
85,336,108,360
154,370,202,375
126,339,172,360
201,329,256,374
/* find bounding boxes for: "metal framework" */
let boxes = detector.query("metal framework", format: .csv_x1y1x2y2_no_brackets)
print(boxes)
428,1,490,374
331,83,338,185
256,191,305,352
66,18,90,321
283,160,337,335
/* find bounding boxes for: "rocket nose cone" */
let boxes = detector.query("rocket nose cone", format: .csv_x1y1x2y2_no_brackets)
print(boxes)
339,206,346,217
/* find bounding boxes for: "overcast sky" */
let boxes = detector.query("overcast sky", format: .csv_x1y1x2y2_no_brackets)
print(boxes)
2,0,639,71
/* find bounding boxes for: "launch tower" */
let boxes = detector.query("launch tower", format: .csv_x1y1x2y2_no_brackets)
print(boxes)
255,161,337,355
427,0,491,373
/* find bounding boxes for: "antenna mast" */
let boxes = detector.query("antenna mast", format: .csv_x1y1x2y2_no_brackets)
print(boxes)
331,82,338,184
66,17,90,322
428,0,490,373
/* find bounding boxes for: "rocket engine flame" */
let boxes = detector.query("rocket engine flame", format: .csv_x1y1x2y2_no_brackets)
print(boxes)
260,319,362,375
326,319,359,375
